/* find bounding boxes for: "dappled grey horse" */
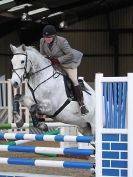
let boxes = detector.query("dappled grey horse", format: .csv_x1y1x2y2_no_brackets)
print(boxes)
10,44,95,135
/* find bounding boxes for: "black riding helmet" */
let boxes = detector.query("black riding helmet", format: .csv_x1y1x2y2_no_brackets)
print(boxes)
42,25,56,37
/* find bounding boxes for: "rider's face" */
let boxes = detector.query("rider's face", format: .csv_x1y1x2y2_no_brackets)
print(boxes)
44,35,55,44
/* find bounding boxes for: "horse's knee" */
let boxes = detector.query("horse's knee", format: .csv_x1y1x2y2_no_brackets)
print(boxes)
14,94,22,101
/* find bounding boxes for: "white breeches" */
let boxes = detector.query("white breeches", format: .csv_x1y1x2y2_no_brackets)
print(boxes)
63,68,79,86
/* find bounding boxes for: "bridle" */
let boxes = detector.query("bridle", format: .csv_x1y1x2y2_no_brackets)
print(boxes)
12,53,29,82
12,52,61,103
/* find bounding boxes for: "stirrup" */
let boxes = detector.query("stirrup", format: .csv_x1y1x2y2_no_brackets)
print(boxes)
80,105,89,116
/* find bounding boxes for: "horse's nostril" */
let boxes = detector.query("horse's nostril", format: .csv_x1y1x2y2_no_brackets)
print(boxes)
13,82,18,88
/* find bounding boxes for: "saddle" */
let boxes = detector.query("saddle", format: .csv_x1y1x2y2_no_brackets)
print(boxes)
63,75,91,100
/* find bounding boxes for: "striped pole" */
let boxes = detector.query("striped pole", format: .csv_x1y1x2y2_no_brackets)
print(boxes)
7,129,60,157
7,129,60,146
0,123,33,130
0,172,70,177
0,145,95,156
0,122,75,130
0,157,95,169
0,133,95,143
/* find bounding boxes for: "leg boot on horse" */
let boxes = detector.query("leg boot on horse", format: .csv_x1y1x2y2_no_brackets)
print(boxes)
13,94,25,128
73,85,89,116
13,94,21,114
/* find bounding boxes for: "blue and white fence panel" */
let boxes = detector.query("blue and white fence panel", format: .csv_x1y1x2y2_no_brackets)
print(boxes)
95,73,133,177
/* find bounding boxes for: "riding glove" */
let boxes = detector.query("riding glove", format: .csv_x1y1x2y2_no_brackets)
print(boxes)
51,57,60,65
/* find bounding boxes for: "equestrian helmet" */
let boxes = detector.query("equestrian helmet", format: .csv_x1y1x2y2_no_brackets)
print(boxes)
42,25,56,37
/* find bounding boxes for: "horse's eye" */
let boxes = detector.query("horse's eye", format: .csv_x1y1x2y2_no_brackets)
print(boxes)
21,60,24,64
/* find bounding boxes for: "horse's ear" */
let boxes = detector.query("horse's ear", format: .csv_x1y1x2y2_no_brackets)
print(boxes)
10,44,17,53
21,44,26,51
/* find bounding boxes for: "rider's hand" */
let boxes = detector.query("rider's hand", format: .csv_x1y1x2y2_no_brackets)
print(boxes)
51,57,60,65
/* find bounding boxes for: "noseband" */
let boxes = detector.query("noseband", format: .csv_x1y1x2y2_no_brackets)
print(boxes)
12,53,29,82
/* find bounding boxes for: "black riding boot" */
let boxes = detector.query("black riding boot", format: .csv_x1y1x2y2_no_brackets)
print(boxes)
73,85,89,116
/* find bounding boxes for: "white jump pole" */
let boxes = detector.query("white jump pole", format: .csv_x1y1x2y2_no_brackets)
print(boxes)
127,73,133,177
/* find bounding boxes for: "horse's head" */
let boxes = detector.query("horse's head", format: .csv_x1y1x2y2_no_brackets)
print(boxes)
10,44,31,88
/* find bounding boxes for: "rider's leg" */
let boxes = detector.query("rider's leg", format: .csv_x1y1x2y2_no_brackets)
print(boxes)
64,68,89,115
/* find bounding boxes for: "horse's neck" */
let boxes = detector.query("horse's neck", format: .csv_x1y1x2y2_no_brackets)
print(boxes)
28,51,52,86
32,53,50,71
27,50,68,106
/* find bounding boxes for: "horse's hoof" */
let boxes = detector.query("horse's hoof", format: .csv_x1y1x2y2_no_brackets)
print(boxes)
16,119,25,128
37,122,48,132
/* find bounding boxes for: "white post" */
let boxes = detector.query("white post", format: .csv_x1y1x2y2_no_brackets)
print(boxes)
7,79,13,124
95,73,103,177
24,81,30,133
127,73,133,177
0,75,5,107
60,126,78,148
78,132,90,149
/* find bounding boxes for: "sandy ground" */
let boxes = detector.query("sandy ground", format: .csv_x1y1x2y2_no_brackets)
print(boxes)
0,140,95,177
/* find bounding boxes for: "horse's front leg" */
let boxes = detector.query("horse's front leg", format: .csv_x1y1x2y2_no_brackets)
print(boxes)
13,94,33,128
29,99,54,131
12,94,25,128
13,94,21,114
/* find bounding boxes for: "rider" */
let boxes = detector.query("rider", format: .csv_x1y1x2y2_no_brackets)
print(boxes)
40,24,89,116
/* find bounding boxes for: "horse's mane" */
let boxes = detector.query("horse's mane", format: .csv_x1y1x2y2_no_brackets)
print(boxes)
21,45,49,62
26,46,44,59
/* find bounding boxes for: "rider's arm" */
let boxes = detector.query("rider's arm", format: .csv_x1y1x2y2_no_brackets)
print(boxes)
40,38,46,56
57,38,73,64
